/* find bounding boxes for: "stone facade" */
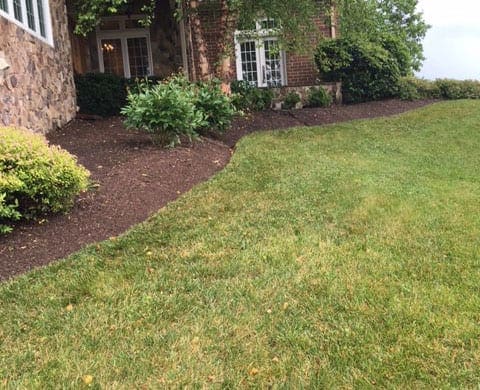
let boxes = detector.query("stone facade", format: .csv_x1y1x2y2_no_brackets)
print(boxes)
0,0,76,134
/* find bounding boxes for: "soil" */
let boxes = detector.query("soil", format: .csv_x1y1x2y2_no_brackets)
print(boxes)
0,99,435,281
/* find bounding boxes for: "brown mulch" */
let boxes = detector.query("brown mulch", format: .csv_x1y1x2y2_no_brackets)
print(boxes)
0,99,435,281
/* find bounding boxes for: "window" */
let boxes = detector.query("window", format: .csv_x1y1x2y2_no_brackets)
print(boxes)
0,0,52,44
97,16,153,79
235,19,286,87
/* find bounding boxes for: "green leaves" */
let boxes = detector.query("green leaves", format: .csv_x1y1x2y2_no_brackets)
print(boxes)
121,74,237,147
0,128,90,234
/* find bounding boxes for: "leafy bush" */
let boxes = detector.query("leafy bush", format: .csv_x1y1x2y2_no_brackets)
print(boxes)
0,127,90,234
307,87,333,108
397,77,441,100
315,38,401,103
435,79,480,100
121,74,205,147
282,91,301,110
75,73,127,117
195,80,237,134
231,80,274,111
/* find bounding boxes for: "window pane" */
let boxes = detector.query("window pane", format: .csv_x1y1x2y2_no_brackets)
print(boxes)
101,39,125,77
240,41,258,86
263,40,282,87
26,0,35,30
37,0,46,37
260,19,278,30
0,0,8,12
127,37,150,78
13,0,22,22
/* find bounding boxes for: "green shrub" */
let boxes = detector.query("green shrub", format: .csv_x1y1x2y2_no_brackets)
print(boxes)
75,73,128,117
121,74,205,147
231,81,274,111
307,87,333,108
0,127,90,234
195,80,237,134
315,38,401,103
282,91,301,110
397,77,441,100
435,79,480,100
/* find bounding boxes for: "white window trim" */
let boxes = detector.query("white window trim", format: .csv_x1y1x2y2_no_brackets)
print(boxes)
234,20,287,88
0,0,53,46
96,15,154,79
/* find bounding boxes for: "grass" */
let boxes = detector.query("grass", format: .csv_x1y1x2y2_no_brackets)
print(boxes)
1,100,480,388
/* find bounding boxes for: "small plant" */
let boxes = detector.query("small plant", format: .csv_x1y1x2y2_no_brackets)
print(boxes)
231,80,274,111
195,80,237,134
0,127,90,234
307,87,333,108
122,74,204,147
282,91,301,110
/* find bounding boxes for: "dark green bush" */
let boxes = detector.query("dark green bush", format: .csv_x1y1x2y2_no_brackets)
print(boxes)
282,91,301,110
75,73,127,117
0,127,90,234
315,38,401,103
307,87,333,108
231,81,274,111
195,80,237,134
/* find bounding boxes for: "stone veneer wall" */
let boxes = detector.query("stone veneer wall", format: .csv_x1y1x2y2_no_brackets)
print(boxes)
0,0,76,134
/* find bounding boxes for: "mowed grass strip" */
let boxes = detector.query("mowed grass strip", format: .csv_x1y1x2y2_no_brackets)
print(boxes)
1,100,480,388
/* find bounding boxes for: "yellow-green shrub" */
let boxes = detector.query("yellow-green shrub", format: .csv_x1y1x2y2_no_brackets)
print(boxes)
0,127,90,234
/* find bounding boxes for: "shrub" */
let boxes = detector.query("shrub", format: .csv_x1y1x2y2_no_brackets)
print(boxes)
435,79,480,100
231,80,274,111
282,91,301,110
195,80,237,134
315,38,401,103
0,127,90,234
397,77,441,100
121,74,205,147
307,87,333,108
75,73,128,117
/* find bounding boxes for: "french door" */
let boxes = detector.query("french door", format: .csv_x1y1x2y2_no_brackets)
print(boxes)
236,37,286,87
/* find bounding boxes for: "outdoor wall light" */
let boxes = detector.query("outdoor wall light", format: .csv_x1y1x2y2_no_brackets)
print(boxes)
0,57,10,72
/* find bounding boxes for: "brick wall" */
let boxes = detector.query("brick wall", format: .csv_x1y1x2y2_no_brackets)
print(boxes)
0,0,76,134
186,6,332,87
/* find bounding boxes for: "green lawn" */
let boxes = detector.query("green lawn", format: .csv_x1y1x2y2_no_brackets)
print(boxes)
1,100,480,388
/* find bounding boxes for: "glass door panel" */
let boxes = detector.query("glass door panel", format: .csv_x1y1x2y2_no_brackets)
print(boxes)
101,39,124,76
127,37,150,78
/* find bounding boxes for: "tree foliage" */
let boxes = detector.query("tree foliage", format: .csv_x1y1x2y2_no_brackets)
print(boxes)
336,0,429,73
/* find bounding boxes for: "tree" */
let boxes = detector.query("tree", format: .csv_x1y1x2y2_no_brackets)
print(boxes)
335,0,429,73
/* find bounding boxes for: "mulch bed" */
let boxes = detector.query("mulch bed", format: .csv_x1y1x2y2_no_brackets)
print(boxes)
0,99,435,281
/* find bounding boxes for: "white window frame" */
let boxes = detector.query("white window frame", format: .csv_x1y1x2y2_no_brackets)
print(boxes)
0,0,53,46
234,20,287,87
96,15,154,79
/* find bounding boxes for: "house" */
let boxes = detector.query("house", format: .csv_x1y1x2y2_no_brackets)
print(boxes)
0,0,338,134
70,0,338,94
0,0,76,133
